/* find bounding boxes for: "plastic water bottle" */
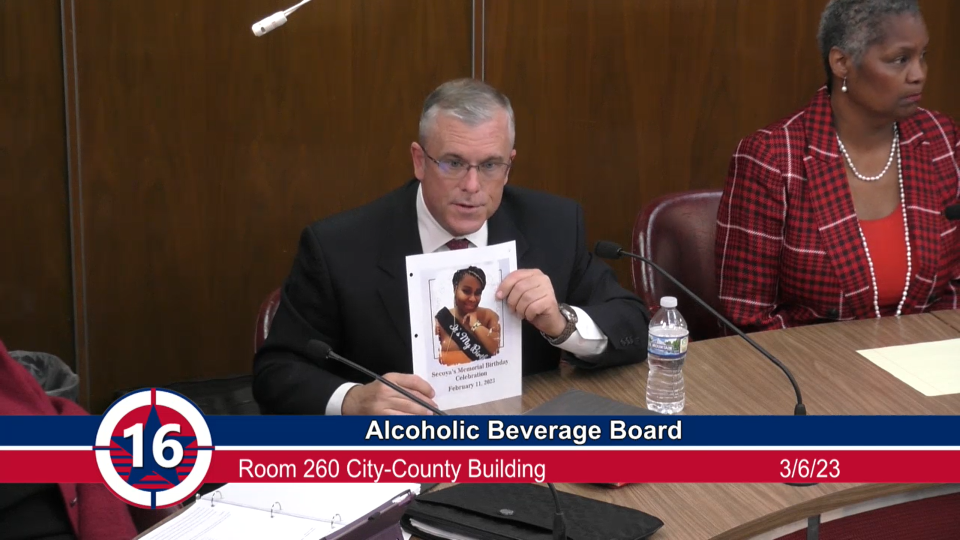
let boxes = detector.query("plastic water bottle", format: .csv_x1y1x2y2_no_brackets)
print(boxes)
646,296,688,414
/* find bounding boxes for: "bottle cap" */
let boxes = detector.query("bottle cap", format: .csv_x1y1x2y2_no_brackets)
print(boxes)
660,296,678,309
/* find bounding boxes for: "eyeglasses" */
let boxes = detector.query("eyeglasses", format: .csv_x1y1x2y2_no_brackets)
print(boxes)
423,151,512,180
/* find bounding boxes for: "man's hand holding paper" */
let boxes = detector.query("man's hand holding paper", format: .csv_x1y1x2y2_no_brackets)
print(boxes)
496,268,566,338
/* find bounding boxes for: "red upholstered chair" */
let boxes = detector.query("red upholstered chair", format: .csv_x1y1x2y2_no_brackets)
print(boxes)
129,505,182,534
775,491,960,540
254,288,282,354
631,190,723,341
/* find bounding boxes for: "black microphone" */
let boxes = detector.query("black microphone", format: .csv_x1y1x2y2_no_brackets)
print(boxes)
946,204,960,221
594,241,807,417
305,339,446,416
304,339,569,540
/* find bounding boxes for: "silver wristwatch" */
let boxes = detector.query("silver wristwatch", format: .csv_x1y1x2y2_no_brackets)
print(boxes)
543,303,577,345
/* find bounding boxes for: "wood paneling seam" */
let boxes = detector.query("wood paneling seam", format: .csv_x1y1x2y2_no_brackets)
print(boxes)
471,0,475,78
60,0,90,407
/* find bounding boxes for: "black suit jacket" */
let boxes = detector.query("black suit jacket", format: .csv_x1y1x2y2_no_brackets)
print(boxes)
253,180,650,414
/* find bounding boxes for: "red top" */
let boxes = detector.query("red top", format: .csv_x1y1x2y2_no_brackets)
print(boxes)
859,205,909,308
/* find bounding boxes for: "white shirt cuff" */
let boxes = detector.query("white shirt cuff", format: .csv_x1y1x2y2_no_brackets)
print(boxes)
326,382,361,415
552,306,609,358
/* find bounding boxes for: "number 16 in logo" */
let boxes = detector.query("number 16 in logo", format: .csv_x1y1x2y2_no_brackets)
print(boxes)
94,389,214,508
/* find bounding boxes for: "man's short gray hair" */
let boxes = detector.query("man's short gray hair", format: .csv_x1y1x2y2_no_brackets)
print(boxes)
418,78,516,147
817,0,921,90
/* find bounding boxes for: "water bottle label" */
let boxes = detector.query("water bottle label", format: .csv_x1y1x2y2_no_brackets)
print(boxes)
648,333,688,359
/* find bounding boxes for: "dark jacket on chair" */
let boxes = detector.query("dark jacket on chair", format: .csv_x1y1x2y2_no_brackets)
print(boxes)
254,179,651,414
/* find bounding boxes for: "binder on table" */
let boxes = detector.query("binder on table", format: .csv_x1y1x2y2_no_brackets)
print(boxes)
402,483,664,540
138,483,419,540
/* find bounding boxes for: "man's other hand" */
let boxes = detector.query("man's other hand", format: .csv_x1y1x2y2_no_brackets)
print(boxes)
341,373,438,415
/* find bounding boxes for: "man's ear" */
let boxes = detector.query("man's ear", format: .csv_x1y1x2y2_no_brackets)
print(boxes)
504,149,517,183
411,142,426,180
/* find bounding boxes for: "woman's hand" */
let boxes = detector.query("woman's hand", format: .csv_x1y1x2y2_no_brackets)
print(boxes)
462,312,481,331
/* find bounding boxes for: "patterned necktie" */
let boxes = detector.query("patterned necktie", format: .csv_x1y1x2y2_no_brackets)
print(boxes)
446,238,471,250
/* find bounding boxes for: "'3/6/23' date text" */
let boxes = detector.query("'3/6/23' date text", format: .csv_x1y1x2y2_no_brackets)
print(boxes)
781,459,840,480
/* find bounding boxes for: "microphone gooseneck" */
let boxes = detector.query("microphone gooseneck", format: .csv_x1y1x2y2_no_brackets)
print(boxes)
305,340,446,416
593,241,807,417
304,339,570,537
548,483,568,540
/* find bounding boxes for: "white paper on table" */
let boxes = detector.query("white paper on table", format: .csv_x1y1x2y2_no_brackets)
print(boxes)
857,338,960,396
138,503,322,540
139,483,421,540
406,241,522,410
215,483,420,525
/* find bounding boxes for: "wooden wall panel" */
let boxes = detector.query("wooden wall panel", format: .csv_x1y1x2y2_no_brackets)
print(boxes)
484,0,960,283
0,0,74,366
72,0,473,410
38,0,957,410
918,1,960,120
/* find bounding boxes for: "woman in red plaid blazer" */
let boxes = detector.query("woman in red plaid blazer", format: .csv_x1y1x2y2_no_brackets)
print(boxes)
716,0,959,332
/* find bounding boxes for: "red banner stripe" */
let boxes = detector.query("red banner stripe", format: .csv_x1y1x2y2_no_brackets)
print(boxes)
3,450,960,484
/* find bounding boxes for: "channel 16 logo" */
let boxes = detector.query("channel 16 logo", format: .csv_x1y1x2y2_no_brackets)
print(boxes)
94,389,214,508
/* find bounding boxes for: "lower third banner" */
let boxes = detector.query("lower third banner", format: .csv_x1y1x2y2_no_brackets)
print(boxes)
3,388,960,509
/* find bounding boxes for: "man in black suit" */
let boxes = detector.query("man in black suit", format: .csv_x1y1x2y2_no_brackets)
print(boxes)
254,79,650,415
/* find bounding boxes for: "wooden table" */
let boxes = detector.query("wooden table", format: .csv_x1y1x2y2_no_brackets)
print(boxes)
933,309,960,332
138,313,960,540
451,312,960,539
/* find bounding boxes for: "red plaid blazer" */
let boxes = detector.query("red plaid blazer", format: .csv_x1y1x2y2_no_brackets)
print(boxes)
716,88,960,332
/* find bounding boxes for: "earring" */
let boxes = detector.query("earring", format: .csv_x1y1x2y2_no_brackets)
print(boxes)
841,78,848,93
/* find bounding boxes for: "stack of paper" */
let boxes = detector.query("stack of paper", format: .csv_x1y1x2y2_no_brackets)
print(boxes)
857,338,960,396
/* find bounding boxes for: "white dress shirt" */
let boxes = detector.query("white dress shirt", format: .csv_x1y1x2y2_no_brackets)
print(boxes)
325,184,610,415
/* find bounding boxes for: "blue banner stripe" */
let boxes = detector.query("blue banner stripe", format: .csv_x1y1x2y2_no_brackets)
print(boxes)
0,417,101,445
4,416,960,447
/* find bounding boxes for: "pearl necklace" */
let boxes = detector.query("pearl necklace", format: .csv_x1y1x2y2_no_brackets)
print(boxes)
848,128,912,318
837,125,899,182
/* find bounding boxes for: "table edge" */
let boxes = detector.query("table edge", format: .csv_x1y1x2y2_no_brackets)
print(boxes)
712,483,945,539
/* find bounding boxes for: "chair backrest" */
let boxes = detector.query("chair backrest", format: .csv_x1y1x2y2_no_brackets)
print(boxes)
108,289,279,417
774,490,960,540
631,189,723,341
128,499,181,533
254,288,282,354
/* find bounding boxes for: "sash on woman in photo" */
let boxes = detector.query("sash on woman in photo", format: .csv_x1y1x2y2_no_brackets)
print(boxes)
435,307,493,361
